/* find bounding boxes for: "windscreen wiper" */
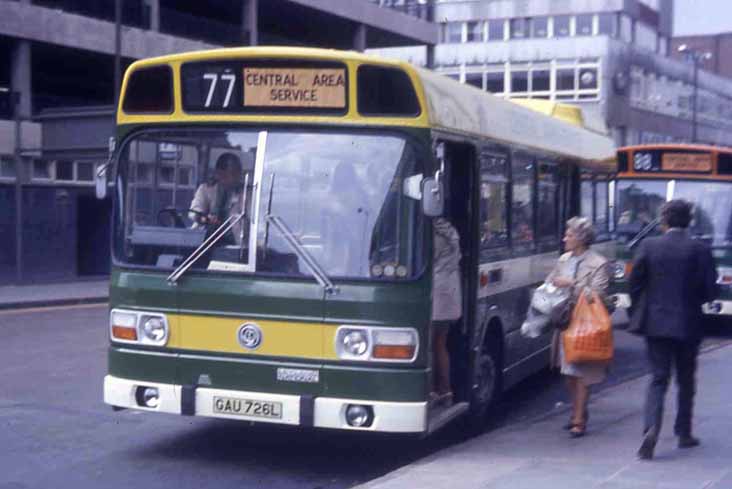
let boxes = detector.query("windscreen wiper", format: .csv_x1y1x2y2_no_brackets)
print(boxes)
628,216,661,250
266,214,338,295
167,211,247,284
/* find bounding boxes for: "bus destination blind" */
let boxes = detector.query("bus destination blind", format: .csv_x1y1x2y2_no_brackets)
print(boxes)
243,67,346,108
633,150,712,174
181,61,347,113
661,153,712,173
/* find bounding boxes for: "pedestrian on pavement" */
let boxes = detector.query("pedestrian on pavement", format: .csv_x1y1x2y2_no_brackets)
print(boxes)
431,217,462,408
630,199,718,460
546,217,610,438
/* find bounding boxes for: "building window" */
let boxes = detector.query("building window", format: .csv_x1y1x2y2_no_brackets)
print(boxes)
446,22,463,43
531,17,549,38
597,12,618,37
635,22,657,51
531,69,551,92
554,15,571,37
32,159,53,180
579,68,598,90
55,160,74,181
485,70,505,94
467,21,483,42
511,70,529,93
620,14,633,43
0,155,16,180
77,161,95,182
465,72,483,89
556,68,575,91
576,14,593,36
487,19,505,41
510,18,529,39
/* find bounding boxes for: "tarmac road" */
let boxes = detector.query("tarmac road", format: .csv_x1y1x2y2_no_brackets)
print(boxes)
0,304,728,489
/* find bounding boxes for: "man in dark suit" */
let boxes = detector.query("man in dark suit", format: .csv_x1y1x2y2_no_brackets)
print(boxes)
629,199,718,460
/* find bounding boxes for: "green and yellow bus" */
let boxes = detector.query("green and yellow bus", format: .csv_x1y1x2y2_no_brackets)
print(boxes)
611,144,732,327
101,47,615,434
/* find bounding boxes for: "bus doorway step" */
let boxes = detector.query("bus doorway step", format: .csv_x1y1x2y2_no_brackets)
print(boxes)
427,401,469,434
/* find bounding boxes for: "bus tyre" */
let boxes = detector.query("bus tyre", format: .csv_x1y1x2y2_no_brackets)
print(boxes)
467,337,502,431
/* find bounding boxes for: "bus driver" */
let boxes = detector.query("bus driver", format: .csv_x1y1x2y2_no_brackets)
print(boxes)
189,152,247,244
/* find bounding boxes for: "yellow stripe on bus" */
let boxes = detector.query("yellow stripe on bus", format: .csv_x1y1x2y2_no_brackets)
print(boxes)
166,314,339,360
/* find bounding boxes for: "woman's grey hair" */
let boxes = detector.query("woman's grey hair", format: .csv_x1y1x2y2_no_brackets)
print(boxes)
566,216,595,246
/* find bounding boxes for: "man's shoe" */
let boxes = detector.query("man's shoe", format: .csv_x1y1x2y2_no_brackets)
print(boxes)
678,435,700,448
637,430,657,460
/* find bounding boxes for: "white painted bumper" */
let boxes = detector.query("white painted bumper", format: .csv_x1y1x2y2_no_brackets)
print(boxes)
104,375,428,433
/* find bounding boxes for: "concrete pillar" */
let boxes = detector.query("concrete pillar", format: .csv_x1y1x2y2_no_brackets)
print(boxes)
10,40,31,120
242,0,259,46
148,0,160,31
426,44,435,69
353,24,367,52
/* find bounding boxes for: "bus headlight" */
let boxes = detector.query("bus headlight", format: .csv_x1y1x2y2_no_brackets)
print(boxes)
337,329,369,359
717,267,732,286
140,315,168,345
335,327,418,362
110,309,168,345
612,261,631,280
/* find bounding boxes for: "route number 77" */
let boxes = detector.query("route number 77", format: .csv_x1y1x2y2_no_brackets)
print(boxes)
203,73,236,108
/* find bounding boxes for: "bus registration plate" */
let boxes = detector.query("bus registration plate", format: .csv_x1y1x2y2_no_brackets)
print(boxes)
213,396,282,419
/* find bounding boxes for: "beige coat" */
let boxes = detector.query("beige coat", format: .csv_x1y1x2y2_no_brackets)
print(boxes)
432,218,462,322
547,249,610,369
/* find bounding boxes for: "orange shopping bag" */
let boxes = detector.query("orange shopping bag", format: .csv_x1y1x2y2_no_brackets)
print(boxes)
562,289,613,364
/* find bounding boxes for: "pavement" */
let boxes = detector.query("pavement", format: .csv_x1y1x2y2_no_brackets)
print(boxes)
357,342,732,489
0,279,108,309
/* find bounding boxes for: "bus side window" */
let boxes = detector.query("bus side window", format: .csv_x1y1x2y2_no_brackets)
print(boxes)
478,147,509,259
511,152,535,254
536,160,559,251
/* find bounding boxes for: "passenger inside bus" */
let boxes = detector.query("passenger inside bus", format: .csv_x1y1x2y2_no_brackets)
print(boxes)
323,161,370,276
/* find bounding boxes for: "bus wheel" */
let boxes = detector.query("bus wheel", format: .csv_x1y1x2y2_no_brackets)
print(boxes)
467,336,502,431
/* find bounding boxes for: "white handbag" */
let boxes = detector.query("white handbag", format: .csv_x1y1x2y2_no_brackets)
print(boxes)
531,282,570,316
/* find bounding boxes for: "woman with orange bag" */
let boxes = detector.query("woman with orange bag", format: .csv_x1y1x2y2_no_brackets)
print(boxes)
546,217,611,438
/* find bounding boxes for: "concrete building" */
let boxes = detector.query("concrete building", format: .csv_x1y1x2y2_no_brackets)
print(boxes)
671,32,732,80
371,0,732,149
0,0,437,284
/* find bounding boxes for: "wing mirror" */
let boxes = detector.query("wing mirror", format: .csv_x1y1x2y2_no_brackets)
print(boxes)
422,172,444,217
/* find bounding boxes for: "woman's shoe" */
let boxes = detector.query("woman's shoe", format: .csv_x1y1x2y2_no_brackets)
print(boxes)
569,423,586,438
564,411,588,430
436,391,453,407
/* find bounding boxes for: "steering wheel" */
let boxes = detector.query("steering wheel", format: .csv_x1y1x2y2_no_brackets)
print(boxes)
157,207,199,228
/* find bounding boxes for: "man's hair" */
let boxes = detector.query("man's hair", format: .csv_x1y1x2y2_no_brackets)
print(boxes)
661,199,693,229
215,152,242,172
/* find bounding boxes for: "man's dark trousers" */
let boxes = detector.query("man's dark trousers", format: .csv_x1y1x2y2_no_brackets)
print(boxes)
644,337,701,437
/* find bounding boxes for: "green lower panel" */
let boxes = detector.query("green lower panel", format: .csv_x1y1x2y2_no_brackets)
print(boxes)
110,347,427,402
108,347,178,384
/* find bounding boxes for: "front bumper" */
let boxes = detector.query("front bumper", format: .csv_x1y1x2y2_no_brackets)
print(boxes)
104,375,428,433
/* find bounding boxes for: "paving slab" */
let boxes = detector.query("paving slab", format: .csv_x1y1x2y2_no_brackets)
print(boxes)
0,280,108,309
356,344,732,489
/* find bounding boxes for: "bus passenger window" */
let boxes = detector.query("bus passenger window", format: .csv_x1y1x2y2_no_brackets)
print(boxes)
536,162,559,247
580,175,594,223
595,178,609,238
511,153,534,249
479,148,508,254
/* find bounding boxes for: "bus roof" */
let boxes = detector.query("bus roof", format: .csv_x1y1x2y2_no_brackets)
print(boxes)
119,46,616,169
619,143,732,154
